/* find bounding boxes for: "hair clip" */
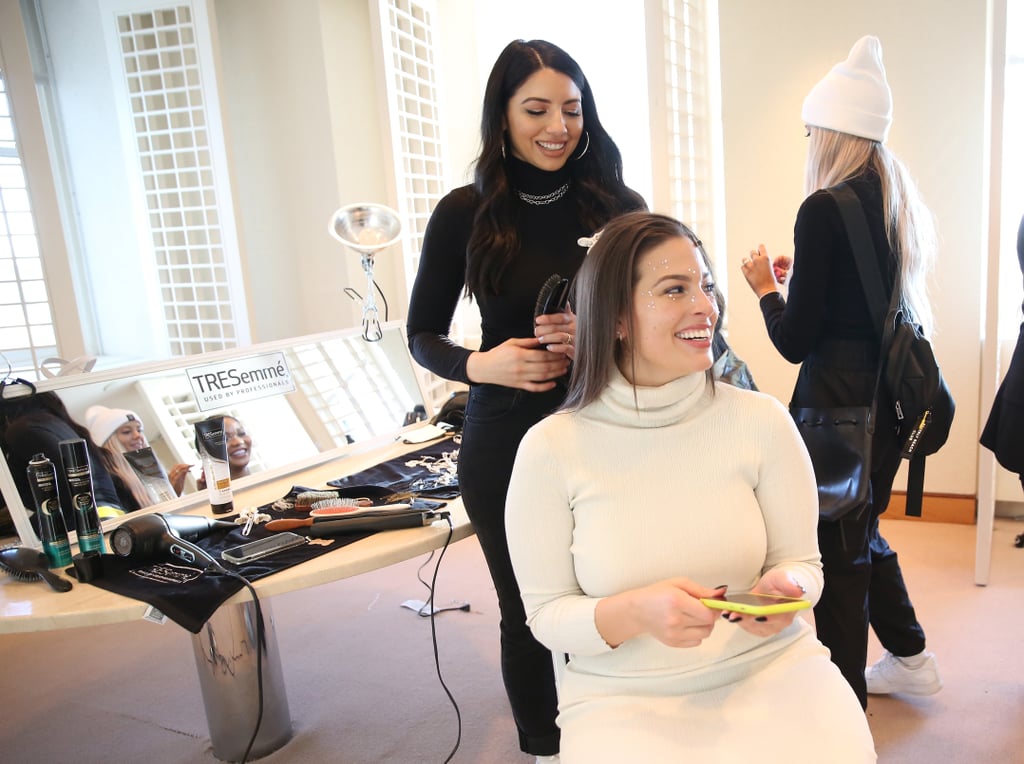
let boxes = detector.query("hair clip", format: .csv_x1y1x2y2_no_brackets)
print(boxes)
577,230,603,251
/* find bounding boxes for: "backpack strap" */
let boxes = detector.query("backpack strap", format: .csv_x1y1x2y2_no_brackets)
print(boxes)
825,183,885,421
827,183,899,338
827,183,926,518
904,454,926,518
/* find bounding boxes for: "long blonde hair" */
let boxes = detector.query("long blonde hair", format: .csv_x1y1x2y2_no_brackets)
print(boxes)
805,127,936,336
99,437,153,508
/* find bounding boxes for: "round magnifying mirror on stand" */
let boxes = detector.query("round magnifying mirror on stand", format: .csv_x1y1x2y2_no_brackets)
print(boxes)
328,203,402,342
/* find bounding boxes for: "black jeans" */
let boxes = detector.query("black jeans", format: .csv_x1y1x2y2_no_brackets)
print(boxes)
458,383,563,756
794,339,927,708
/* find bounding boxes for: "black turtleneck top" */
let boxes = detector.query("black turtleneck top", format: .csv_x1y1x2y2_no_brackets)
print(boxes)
407,158,595,384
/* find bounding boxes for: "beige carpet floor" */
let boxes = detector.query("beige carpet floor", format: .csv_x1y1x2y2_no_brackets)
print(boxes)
1,517,1022,763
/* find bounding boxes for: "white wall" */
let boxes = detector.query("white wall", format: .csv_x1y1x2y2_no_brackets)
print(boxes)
718,0,990,500
215,0,389,340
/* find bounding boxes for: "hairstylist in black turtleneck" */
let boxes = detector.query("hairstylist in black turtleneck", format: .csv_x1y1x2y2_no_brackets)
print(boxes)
406,39,645,762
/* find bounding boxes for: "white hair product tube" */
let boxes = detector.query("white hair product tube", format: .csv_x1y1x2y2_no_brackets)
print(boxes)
194,416,234,515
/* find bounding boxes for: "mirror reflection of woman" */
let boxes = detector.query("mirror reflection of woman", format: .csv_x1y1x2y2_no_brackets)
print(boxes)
406,39,645,762
196,415,252,490
84,405,192,499
85,405,192,507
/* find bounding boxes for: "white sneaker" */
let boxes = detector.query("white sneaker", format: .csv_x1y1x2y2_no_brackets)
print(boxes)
535,756,560,764
865,650,943,695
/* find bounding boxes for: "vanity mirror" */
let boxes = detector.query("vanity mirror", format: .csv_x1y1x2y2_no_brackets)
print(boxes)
0,322,432,546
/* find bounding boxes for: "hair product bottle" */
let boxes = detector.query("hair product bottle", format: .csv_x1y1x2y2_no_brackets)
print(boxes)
58,438,106,554
194,417,234,514
26,453,73,568
123,447,176,503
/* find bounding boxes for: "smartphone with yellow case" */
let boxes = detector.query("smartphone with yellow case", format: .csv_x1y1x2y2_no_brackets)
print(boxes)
700,592,810,616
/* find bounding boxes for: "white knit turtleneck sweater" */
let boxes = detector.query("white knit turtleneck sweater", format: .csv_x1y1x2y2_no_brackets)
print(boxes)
506,367,824,689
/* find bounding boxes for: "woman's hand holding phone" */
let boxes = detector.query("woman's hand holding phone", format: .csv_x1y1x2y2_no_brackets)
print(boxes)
701,572,810,638
595,578,724,649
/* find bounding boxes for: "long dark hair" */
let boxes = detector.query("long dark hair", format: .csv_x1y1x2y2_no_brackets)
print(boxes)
563,212,716,411
0,390,133,507
466,39,646,297
0,390,91,444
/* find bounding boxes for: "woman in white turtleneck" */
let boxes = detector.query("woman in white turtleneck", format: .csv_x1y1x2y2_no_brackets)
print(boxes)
505,212,874,763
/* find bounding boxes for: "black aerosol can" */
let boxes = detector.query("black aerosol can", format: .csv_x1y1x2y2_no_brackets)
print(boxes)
58,439,106,554
26,453,73,567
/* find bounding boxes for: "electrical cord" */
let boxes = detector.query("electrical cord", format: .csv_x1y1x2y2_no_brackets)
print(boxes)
342,281,389,322
410,549,469,616
373,279,389,322
414,550,437,616
203,513,453,763
425,516,462,763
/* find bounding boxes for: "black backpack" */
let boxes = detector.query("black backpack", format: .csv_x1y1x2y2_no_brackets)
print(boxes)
431,390,468,431
829,184,956,517
883,310,955,461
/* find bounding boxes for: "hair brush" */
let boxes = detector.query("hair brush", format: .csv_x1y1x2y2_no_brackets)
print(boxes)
0,546,73,592
534,274,571,318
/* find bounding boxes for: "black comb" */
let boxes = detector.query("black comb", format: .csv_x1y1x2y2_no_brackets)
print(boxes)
534,274,571,318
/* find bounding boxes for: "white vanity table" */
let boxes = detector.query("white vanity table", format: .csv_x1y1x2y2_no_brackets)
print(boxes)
0,324,472,760
1,436,471,759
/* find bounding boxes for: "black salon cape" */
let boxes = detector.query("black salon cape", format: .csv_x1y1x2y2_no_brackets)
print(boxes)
328,436,460,499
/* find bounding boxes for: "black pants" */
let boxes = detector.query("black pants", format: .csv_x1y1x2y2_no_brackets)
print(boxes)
458,383,562,756
794,340,927,708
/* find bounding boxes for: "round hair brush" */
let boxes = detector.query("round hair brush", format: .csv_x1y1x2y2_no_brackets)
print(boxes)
0,546,73,592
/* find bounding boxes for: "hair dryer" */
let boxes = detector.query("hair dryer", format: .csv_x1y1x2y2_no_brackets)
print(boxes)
109,513,229,572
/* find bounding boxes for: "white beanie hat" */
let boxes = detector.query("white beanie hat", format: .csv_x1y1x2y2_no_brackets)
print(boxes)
85,405,141,446
801,36,892,143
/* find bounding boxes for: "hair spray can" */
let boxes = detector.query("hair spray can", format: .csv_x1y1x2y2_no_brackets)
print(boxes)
26,453,73,568
58,438,106,554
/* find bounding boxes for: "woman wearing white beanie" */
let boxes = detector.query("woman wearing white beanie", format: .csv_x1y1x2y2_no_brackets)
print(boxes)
740,36,941,708
85,405,192,504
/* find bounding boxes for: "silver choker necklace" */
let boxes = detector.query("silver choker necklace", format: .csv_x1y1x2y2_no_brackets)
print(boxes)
516,182,570,206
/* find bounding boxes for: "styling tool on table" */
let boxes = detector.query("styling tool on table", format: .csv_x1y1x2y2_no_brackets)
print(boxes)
109,513,228,571
294,490,373,509
0,545,73,592
264,504,417,532
304,509,448,536
308,500,411,517
235,506,272,536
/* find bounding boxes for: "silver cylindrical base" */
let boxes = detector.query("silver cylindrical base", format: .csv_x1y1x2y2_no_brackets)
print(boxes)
191,597,293,761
